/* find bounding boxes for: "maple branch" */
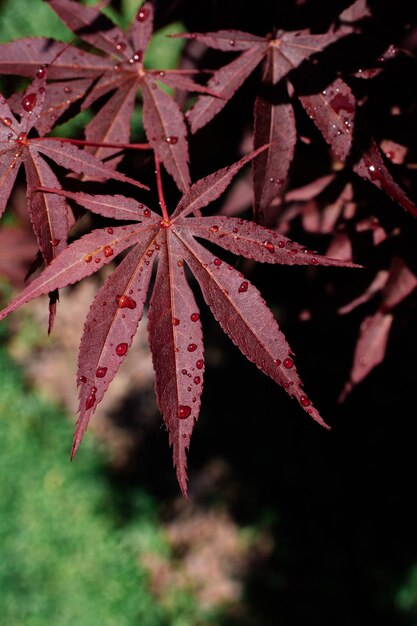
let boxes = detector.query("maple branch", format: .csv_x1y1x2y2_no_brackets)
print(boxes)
37,137,151,151
155,154,169,221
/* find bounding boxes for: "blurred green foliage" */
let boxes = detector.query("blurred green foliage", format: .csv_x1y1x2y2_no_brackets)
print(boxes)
0,0,72,42
0,334,202,626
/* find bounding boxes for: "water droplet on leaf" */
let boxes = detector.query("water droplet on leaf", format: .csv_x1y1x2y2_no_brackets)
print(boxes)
238,281,248,293
190,313,199,322
300,395,311,407
213,258,222,266
166,136,178,144
1,117,12,127
96,367,107,378
173,317,180,326
116,295,137,309
36,66,47,79
177,405,191,419
116,343,128,356
85,392,96,410
21,93,37,112
283,357,294,369
103,246,114,258
262,240,274,253
137,7,147,21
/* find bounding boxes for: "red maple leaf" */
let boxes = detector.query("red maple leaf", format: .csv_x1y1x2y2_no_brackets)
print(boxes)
0,1,215,191
0,70,146,266
176,18,417,223
0,148,358,496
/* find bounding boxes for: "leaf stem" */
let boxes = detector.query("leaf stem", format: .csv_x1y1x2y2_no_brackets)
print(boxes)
155,154,169,221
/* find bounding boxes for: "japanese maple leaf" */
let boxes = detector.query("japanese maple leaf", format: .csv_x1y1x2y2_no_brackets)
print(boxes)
339,257,417,400
297,75,417,218
0,71,146,266
176,25,348,223
179,14,417,223
0,149,357,496
0,1,214,191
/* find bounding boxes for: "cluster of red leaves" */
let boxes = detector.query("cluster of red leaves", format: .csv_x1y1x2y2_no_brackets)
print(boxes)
0,0,416,495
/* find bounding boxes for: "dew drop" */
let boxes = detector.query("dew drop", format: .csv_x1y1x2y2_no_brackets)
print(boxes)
209,225,219,233
96,367,108,378
143,208,151,217
283,357,294,369
113,64,120,71
103,245,114,258
84,254,93,263
300,395,311,407
131,50,142,63
273,358,281,365
78,375,87,384
137,7,147,21
1,117,12,127
310,257,319,265
116,42,126,52
21,93,37,112
229,39,235,46
36,66,47,79
213,258,222,266
193,376,201,385
85,392,96,410
190,313,199,322
159,71,165,77
94,257,101,264
238,281,248,293
166,135,178,144
173,317,180,326
196,359,204,369
177,405,191,419
182,369,188,375
17,132,27,143
187,343,197,352
64,86,72,94
177,259,184,267
262,240,275,253
116,294,137,309
51,238,60,247
7,132,13,140
116,343,128,356
289,248,298,255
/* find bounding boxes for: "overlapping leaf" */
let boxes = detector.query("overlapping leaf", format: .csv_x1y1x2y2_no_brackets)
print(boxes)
0,0,214,191
0,151,358,495
0,71,145,265
179,11,416,222
340,257,417,400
